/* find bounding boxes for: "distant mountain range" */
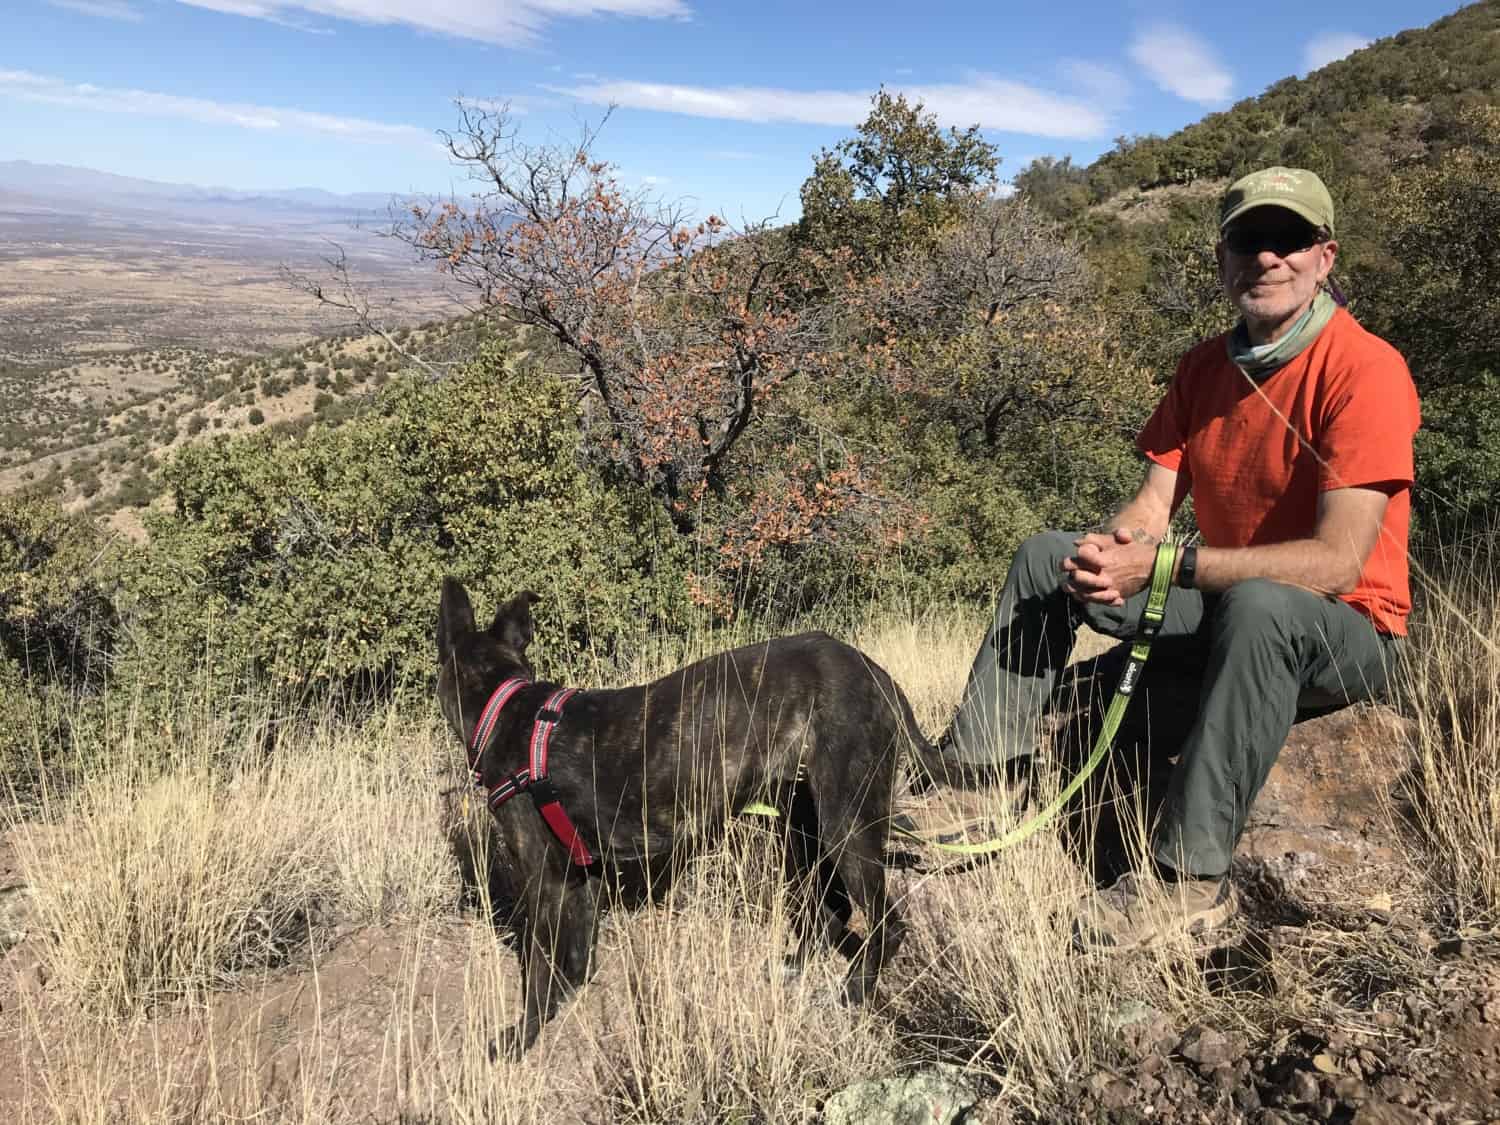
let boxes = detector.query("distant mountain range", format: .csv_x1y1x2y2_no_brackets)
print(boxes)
0,160,404,220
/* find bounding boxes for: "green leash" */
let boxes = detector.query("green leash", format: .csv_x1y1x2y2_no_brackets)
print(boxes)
744,543,1180,857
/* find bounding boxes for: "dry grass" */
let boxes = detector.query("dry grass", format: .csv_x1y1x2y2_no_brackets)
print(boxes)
1394,533,1500,925
5,575,1499,1121
12,707,458,1017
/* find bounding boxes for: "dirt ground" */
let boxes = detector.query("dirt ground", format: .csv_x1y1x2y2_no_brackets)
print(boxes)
3,706,1498,1123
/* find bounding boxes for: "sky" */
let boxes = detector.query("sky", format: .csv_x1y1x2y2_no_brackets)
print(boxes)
0,0,1472,221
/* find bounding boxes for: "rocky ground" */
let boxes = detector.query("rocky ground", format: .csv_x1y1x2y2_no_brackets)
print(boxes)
1050,706,1500,1125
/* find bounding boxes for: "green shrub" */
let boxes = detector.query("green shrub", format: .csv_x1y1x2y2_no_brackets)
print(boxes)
130,340,692,705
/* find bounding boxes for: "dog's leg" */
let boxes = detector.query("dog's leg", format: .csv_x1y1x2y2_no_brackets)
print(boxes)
781,785,851,979
829,817,904,1006
504,869,600,1057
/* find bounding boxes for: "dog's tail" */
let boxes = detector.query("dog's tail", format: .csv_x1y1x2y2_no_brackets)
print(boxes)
881,672,961,793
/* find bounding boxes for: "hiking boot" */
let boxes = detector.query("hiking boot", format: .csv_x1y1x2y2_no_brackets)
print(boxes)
892,767,1029,848
1070,870,1239,953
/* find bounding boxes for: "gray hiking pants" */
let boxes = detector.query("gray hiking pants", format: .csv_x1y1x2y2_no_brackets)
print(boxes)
946,531,1399,877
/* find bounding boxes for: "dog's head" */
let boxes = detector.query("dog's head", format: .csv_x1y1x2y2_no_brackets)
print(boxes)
436,577,542,742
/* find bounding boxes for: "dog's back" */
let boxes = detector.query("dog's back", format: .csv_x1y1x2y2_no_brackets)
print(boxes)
539,631,933,858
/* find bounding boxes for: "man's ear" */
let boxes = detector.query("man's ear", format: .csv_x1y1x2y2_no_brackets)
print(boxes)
490,590,542,653
437,577,476,662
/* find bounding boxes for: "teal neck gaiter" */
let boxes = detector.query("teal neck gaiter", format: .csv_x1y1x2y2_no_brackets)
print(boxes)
1226,290,1337,380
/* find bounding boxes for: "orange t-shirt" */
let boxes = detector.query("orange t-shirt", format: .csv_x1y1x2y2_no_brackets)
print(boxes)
1137,308,1421,636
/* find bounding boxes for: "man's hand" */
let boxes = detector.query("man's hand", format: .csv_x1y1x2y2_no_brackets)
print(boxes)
1063,528,1159,607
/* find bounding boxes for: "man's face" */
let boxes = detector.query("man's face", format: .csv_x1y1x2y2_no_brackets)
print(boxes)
1216,207,1338,335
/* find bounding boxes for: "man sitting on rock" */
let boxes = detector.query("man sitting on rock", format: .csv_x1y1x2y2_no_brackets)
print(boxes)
912,167,1420,950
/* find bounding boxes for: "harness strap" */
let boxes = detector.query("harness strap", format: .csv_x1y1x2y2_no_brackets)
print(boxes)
468,676,531,782
527,688,594,867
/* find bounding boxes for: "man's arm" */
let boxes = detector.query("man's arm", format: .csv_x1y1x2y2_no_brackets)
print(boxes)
1187,485,1390,596
1100,461,1180,546
1065,483,1391,605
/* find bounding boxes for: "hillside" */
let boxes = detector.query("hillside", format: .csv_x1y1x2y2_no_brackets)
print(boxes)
1021,0,1500,212
0,317,502,535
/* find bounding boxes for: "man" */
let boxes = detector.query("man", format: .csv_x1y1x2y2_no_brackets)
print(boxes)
918,167,1420,950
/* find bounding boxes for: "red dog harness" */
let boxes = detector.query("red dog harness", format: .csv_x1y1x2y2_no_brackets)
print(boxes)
467,677,596,867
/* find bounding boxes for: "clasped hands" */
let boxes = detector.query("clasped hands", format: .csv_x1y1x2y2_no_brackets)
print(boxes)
1062,528,1159,608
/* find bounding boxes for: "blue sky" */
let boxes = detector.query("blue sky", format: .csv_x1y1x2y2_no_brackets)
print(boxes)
0,0,1470,220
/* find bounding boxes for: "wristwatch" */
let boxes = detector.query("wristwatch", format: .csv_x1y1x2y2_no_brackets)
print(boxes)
1177,545,1199,589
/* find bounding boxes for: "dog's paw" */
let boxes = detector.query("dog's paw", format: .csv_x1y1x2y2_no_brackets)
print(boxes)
487,1026,525,1063
841,972,871,1007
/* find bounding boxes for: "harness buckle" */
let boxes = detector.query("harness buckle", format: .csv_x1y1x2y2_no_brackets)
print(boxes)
527,775,560,807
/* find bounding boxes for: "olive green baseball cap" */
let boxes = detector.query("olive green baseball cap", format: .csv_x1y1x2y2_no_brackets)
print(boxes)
1219,166,1335,237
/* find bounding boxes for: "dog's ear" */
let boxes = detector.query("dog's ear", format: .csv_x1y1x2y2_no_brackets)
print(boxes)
437,577,477,661
490,590,542,653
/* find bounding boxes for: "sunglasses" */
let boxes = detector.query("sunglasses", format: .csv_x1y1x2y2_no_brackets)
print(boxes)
1222,222,1328,258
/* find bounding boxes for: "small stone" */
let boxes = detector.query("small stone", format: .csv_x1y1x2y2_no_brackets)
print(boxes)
1177,1025,1247,1071
1333,1076,1366,1104
1435,935,1466,959
1286,1069,1321,1106
821,1064,980,1125
1375,1076,1418,1106
1481,999,1500,1024
1351,1102,1426,1124
1312,1052,1341,1075
1101,1079,1133,1111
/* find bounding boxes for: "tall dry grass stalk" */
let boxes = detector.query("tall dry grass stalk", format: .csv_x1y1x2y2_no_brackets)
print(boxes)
1395,532,1500,924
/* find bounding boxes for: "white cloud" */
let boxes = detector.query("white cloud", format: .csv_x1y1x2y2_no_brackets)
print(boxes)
46,0,143,19
0,69,437,146
171,1,689,44
1302,31,1370,74
1059,59,1130,106
1128,24,1233,105
553,76,1111,139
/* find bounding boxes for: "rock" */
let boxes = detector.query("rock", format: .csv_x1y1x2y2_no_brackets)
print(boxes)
821,1064,980,1125
1351,1101,1426,1124
1434,935,1467,960
1177,1025,1247,1072
1285,1068,1321,1106
1234,1083,1262,1114
1118,1009,1177,1060
1374,1076,1418,1106
0,882,34,951
1311,1052,1341,1075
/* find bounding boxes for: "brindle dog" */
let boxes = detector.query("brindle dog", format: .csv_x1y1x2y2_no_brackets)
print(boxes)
436,577,944,1056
